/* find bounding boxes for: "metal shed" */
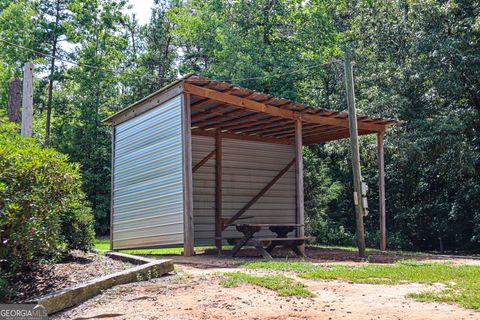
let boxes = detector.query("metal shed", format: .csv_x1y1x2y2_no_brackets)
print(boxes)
103,74,397,256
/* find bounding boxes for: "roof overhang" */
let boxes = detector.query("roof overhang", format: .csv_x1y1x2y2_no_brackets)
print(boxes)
103,74,398,145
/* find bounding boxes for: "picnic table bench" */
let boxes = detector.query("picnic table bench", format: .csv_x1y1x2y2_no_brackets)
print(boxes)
225,223,305,260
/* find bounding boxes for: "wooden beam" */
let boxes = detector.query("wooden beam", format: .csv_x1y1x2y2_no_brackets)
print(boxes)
192,150,215,173
215,131,223,252
378,132,387,251
295,119,305,253
191,104,231,121
192,129,294,145
239,120,293,135
192,107,249,127
184,83,386,132
303,129,373,144
248,124,295,137
108,83,183,126
222,158,296,228
228,118,288,133
299,127,346,139
214,112,270,130
270,123,327,139
110,127,115,251
182,93,195,257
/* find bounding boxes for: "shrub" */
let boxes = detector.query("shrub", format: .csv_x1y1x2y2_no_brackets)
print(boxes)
0,119,94,270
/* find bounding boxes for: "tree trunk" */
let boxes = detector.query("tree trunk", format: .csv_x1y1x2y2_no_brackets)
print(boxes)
45,0,61,145
7,78,21,123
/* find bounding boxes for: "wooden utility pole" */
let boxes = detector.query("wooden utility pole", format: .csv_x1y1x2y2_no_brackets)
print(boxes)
7,78,21,123
344,51,366,258
21,62,34,137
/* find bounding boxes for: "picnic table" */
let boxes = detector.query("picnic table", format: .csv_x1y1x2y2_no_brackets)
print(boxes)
227,223,305,260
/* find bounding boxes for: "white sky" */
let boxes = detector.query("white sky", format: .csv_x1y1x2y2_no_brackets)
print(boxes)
126,0,155,25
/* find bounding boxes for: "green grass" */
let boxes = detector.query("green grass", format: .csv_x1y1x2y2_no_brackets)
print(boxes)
221,272,315,298
95,238,230,255
242,260,480,310
95,238,111,251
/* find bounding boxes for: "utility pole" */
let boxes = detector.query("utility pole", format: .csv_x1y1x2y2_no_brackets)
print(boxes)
344,51,366,258
21,62,34,138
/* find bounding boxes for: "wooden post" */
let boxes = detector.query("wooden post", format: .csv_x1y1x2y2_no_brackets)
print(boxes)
110,126,116,251
182,93,195,256
377,132,387,251
295,119,305,253
344,51,366,258
7,78,21,123
21,62,34,137
215,131,223,253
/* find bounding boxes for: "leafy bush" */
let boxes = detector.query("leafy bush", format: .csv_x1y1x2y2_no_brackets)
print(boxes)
0,119,94,270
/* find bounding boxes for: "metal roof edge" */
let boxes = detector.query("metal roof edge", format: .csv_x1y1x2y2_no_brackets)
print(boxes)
102,73,195,124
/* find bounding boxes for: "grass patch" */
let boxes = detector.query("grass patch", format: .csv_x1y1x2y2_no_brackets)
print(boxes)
95,238,110,251
242,260,480,310
221,272,315,298
95,238,230,255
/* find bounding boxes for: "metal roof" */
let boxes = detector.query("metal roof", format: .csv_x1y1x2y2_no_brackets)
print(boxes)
104,74,398,144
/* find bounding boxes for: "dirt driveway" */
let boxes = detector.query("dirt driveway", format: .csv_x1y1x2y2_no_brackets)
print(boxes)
54,250,480,320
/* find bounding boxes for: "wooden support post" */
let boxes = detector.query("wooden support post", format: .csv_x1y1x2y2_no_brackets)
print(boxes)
110,127,115,251
295,119,305,253
344,51,367,258
215,131,223,253
21,62,34,137
182,93,195,256
7,78,21,123
377,132,387,251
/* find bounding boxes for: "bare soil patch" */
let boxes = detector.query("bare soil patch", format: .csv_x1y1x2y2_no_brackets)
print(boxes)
52,254,480,320
8,250,133,302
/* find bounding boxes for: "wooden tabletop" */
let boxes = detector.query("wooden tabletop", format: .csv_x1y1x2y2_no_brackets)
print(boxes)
228,223,304,227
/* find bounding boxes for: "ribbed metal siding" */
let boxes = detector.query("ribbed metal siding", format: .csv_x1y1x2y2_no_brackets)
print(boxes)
192,136,296,245
112,95,184,249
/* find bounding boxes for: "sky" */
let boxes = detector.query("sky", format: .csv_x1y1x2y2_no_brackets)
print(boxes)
127,0,155,25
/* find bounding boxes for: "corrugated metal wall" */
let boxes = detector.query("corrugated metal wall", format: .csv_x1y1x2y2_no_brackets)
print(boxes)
192,136,296,246
112,95,185,249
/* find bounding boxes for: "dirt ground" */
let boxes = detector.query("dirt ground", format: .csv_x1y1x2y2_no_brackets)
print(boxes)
53,248,480,320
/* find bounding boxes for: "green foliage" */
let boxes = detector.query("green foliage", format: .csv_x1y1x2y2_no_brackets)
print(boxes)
0,120,94,269
242,260,480,310
221,272,315,298
1,0,478,252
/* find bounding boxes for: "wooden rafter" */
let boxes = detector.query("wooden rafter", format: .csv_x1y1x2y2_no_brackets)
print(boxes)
191,104,231,122
192,128,294,145
272,124,337,139
216,112,272,130
226,117,287,133
234,119,292,134
184,83,386,132
193,110,248,128
246,122,295,136
192,107,246,126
